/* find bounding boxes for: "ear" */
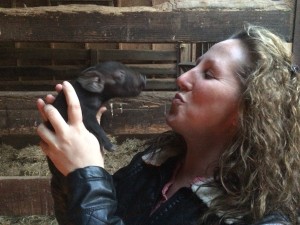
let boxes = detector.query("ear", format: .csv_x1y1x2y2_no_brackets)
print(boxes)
77,70,105,93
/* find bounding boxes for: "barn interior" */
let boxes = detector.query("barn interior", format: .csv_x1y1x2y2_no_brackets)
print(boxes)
0,0,299,222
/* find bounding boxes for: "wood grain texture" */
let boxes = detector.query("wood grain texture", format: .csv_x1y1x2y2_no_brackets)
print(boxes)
0,91,174,135
0,5,293,43
0,176,53,216
292,0,300,65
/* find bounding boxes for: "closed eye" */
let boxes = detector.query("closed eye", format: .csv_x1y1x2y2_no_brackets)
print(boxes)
204,71,215,79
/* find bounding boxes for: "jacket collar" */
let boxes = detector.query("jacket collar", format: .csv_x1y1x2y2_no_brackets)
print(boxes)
142,147,239,224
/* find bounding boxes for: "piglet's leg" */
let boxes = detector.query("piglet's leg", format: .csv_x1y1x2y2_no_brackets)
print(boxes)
83,117,117,152
97,124,117,152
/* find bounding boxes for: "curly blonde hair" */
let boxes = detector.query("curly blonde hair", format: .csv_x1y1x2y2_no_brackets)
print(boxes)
208,25,300,224
149,25,300,224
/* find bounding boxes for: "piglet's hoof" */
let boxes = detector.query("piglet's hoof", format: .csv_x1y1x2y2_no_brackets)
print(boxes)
105,144,117,152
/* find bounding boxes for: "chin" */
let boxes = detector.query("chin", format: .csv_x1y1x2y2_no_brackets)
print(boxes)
165,113,177,129
165,105,183,128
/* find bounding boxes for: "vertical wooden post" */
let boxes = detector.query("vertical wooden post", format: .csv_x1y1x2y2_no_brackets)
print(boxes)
292,0,300,65
90,49,98,66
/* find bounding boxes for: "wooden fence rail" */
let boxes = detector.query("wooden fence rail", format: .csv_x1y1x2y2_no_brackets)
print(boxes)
0,176,53,216
0,5,293,43
0,47,179,91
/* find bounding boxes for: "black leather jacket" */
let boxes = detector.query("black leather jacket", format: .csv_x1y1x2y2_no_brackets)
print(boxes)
50,151,292,225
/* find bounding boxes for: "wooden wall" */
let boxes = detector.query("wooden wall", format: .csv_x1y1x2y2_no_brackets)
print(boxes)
0,0,295,146
293,0,300,65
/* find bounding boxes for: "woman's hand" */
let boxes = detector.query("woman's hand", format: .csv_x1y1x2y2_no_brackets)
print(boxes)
36,81,104,176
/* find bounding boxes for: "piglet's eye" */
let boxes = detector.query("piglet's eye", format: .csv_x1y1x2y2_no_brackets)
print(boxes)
114,70,126,81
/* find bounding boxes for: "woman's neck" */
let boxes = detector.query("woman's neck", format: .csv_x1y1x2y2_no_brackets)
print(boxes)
164,146,219,199
178,135,229,181
165,131,234,198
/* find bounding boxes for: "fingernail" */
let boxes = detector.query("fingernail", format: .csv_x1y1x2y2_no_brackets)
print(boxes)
62,81,70,86
44,104,53,112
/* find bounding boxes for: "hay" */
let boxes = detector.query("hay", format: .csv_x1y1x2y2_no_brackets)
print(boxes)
0,138,146,224
0,215,57,225
0,138,146,176
0,144,49,176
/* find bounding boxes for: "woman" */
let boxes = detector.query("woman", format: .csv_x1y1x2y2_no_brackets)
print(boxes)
37,25,300,225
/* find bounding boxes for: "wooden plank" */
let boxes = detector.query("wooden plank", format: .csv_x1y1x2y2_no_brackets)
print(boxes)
119,43,151,51
293,0,300,65
0,66,85,80
129,64,176,76
51,0,112,2
0,176,53,216
0,5,293,43
0,110,40,130
0,0,50,8
50,0,114,6
0,134,41,149
155,0,293,9
0,48,178,81
0,47,90,61
101,91,172,134
0,91,174,133
0,48,177,61
0,78,177,91
97,49,177,61
0,65,83,77
0,90,174,147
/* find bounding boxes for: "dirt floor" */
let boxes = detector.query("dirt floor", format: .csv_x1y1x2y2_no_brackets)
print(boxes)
0,137,147,225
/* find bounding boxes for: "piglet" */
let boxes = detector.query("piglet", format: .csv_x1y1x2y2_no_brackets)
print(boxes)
45,61,146,224
46,61,146,152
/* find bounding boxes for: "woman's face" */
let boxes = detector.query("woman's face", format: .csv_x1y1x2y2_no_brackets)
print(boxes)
166,39,247,139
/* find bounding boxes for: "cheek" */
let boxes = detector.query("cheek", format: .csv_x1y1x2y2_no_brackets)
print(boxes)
210,92,241,128
192,84,240,119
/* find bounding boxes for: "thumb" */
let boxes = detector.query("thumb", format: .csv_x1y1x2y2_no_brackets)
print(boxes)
96,106,107,124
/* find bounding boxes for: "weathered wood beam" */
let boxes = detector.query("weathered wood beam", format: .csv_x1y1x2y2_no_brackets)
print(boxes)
0,91,173,148
0,48,177,61
0,5,293,43
0,91,173,135
0,47,90,61
292,0,300,65
0,78,177,91
0,176,53,216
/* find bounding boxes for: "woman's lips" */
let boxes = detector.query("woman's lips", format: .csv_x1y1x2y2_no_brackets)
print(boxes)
173,93,185,103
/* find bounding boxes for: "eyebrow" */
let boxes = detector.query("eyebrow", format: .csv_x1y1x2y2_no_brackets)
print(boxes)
197,57,217,68
195,57,202,65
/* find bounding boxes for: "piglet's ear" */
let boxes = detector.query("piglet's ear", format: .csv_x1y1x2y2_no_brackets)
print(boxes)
77,70,105,93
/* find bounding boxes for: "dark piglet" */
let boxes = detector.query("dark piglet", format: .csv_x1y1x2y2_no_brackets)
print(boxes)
45,61,145,224
46,61,146,152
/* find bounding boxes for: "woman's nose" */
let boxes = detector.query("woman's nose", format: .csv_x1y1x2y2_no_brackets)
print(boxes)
176,71,193,91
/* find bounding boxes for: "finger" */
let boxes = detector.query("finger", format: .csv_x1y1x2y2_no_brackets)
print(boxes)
40,141,56,162
39,140,49,156
44,94,56,104
96,106,107,124
99,106,107,114
37,98,47,121
43,104,68,134
37,123,58,148
62,81,83,125
55,83,63,93
37,93,58,122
